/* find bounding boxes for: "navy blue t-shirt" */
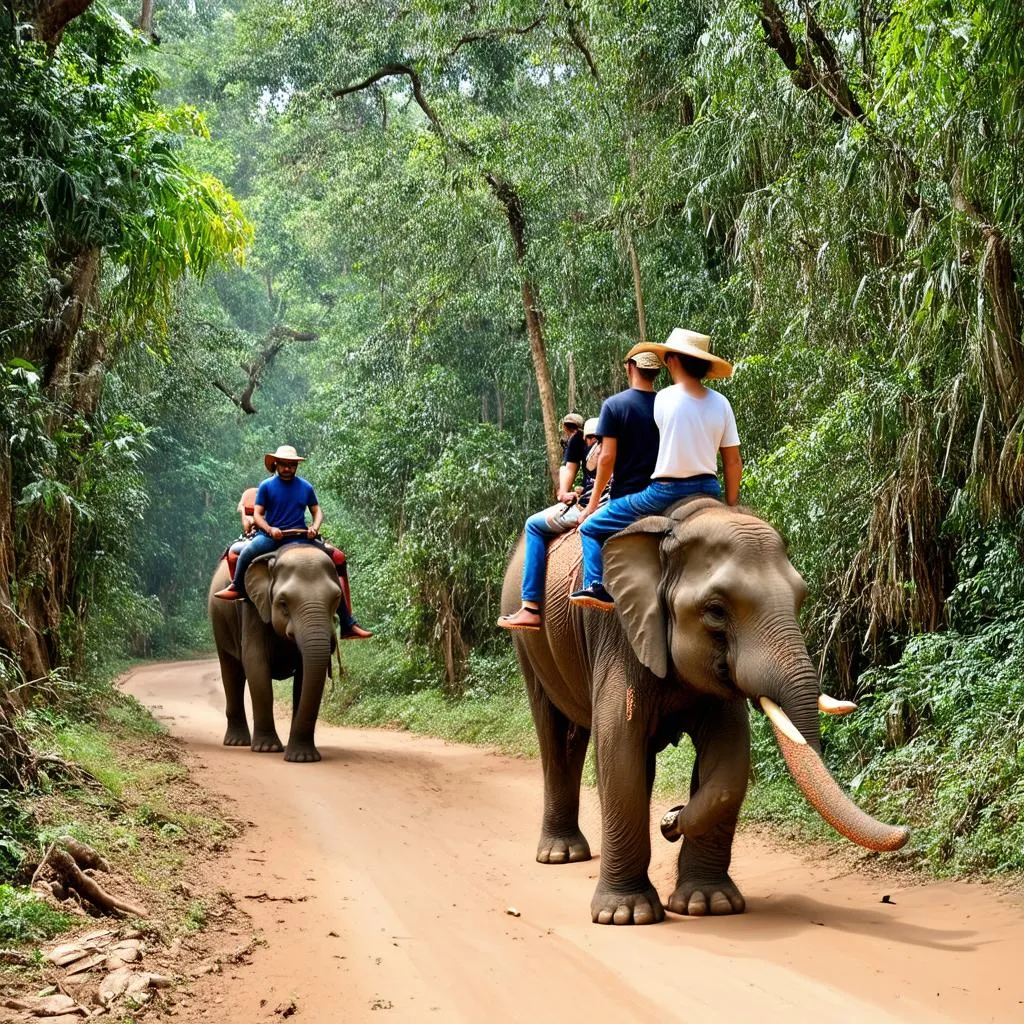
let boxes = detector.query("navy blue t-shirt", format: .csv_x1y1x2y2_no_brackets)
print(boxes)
562,431,586,469
595,388,659,498
255,475,319,531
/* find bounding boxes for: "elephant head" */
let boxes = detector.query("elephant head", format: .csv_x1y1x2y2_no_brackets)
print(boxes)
603,497,908,853
245,544,342,761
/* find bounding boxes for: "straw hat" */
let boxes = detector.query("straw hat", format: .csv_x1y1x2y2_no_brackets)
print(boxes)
562,413,585,430
628,350,663,370
264,444,306,473
583,417,599,437
626,328,732,379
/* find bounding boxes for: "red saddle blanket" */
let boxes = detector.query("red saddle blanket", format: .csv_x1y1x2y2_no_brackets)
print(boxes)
224,543,346,578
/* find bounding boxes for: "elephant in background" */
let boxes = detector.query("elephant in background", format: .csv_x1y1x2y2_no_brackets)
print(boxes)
502,496,907,924
208,542,341,762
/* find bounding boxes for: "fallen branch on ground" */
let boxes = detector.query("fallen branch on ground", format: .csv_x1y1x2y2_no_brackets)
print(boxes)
31,839,145,918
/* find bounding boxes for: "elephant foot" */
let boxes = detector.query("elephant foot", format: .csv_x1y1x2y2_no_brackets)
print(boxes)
223,721,251,746
590,882,665,925
251,732,284,753
537,829,591,864
666,874,746,916
284,741,321,763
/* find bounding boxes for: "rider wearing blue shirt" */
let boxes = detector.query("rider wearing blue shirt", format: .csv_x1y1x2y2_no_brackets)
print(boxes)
214,445,322,601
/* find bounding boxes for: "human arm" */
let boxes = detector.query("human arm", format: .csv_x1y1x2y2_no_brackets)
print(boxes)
578,437,616,523
721,446,742,506
253,504,283,541
557,461,580,503
308,504,323,539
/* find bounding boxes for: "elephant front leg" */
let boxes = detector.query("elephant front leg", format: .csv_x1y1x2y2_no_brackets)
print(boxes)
667,698,749,916
242,644,284,754
590,670,664,925
523,667,591,864
217,650,250,746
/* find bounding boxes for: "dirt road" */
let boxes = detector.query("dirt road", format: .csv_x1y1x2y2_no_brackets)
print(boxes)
124,660,1022,1023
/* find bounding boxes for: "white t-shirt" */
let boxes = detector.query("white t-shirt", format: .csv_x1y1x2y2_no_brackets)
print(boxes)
652,385,740,479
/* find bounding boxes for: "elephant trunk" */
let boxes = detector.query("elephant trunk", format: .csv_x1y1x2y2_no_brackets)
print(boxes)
745,620,908,853
292,608,333,701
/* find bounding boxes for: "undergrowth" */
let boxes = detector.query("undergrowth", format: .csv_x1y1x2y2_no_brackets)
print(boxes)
0,669,236,947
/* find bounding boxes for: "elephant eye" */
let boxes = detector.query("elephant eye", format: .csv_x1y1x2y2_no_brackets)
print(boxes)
703,601,728,628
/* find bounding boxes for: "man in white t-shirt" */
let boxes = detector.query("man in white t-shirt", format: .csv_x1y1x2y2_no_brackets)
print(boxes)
569,328,742,612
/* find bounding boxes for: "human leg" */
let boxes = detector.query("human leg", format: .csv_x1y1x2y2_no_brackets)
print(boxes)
577,497,642,590
499,505,573,631
572,481,721,611
225,532,278,599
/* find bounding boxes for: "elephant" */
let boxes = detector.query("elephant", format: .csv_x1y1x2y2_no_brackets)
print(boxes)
208,541,342,762
501,496,908,925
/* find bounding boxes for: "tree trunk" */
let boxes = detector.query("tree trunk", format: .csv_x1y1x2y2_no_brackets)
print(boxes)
20,0,96,44
485,173,561,487
625,225,647,344
625,150,647,344
137,0,154,35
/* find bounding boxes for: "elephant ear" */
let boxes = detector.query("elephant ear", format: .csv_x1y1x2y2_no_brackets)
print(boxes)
603,516,677,679
245,554,276,624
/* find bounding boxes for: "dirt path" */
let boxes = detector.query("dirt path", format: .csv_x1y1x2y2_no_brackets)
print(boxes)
124,660,1023,1023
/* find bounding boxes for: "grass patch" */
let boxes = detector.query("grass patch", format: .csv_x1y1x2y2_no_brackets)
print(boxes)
0,673,239,958
0,885,73,944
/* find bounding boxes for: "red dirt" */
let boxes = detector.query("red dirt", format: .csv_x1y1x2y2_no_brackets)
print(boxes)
124,660,1024,1023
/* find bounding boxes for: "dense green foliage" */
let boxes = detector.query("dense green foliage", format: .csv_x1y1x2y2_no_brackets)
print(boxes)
1,0,1022,877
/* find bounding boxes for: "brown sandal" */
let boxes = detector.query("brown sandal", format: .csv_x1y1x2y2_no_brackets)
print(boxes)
497,606,542,631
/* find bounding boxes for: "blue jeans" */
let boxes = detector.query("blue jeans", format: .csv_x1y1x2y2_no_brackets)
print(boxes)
233,533,315,598
521,503,581,604
578,477,721,589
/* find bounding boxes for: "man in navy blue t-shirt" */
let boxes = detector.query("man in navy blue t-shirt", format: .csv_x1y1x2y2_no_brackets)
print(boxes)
214,444,322,601
570,350,663,609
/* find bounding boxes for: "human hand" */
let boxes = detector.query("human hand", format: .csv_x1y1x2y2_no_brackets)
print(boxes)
270,527,284,541
243,516,255,533
556,491,577,505
577,504,596,524
307,526,319,539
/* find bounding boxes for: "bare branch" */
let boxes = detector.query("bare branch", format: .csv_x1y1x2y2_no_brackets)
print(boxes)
333,63,446,137
18,0,95,44
562,0,599,82
211,326,318,415
449,16,544,57
801,1,865,120
758,0,865,121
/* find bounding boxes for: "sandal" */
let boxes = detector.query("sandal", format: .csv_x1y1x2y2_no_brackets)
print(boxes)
497,606,542,631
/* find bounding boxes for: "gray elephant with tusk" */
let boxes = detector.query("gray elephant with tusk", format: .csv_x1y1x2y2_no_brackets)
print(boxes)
501,495,908,925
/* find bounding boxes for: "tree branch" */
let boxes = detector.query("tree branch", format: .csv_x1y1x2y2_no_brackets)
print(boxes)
449,16,544,57
212,326,318,415
758,0,864,121
333,63,447,138
561,0,599,82
801,1,865,120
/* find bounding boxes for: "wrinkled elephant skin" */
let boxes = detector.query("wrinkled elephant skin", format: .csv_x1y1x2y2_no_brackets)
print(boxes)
501,497,907,925
208,543,342,763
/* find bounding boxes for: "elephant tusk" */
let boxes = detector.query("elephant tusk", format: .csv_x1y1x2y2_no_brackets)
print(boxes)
659,805,685,843
763,699,910,853
759,696,806,745
819,694,857,715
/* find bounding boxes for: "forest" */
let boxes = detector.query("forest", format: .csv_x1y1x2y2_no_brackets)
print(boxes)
1,0,1023,889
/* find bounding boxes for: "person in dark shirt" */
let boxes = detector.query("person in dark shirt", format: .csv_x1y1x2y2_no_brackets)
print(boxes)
570,349,664,610
498,412,599,631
